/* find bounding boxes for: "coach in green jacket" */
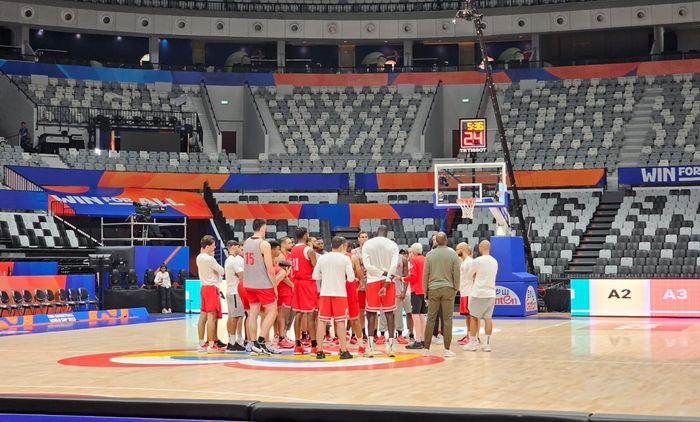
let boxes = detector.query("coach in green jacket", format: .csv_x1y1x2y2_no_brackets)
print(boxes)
422,232,461,358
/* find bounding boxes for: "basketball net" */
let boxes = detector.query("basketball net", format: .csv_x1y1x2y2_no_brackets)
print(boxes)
457,198,477,220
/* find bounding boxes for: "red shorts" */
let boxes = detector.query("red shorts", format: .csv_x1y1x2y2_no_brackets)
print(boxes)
460,296,470,315
246,287,276,307
200,285,222,319
278,293,293,308
346,281,360,319
357,290,366,310
293,279,319,312
365,282,396,312
318,296,349,322
237,284,250,310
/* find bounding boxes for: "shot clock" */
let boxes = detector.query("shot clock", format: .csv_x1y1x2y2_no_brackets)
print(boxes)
459,118,487,153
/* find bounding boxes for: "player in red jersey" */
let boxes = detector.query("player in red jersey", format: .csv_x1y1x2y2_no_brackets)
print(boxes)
279,236,294,263
290,226,319,354
271,240,294,349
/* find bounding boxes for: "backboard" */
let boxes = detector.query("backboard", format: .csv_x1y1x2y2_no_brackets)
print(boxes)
433,161,511,233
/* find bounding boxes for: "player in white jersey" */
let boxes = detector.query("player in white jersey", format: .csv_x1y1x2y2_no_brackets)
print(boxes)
312,236,355,360
464,240,498,352
196,235,226,353
224,239,246,352
361,225,400,357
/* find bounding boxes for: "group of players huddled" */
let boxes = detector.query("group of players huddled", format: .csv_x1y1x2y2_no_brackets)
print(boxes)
195,218,496,359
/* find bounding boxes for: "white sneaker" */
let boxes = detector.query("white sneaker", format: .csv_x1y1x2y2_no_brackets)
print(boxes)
422,347,431,356
162,308,168,313
196,343,207,352
481,343,492,352
387,338,396,357
433,335,444,345
443,349,457,358
463,341,479,352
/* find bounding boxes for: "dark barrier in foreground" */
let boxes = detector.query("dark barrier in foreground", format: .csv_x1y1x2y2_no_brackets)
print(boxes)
1,396,699,422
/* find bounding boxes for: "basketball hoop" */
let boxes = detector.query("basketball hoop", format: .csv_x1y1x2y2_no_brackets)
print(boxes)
457,198,477,220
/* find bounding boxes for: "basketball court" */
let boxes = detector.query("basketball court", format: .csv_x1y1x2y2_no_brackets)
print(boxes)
1,314,699,417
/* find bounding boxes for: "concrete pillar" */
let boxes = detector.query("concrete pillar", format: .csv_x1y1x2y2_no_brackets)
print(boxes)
339,44,355,71
403,39,413,68
652,26,664,55
458,41,476,70
149,36,160,68
277,40,285,70
192,39,205,65
530,34,541,62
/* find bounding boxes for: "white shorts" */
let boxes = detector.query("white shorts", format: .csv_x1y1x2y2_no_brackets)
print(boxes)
226,293,246,318
469,297,496,319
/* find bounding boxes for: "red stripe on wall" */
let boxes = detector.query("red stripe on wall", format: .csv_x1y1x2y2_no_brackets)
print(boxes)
99,172,229,190
274,73,389,87
546,63,639,80
637,58,700,76
348,204,400,227
219,204,303,220
374,168,605,190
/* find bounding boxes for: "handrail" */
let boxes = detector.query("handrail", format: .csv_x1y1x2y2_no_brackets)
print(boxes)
51,212,104,247
35,104,198,128
60,0,605,13
199,80,221,136
0,68,37,107
245,82,268,135
421,80,442,137
3,51,700,75
476,79,490,118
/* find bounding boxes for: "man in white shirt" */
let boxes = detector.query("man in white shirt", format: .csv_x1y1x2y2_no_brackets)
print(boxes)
312,236,355,360
456,242,474,346
464,240,499,352
224,239,246,352
196,235,226,353
362,225,400,357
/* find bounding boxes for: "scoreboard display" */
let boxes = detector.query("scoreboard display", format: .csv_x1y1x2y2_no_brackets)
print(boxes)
571,278,700,317
459,118,487,153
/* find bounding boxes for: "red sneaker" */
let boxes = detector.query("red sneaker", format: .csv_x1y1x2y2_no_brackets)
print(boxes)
333,337,339,345
311,346,318,354
375,336,386,345
323,334,333,344
209,343,226,353
301,337,311,347
458,336,470,346
349,337,358,345
396,336,409,345
279,338,294,349
358,346,366,356
293,345,306,355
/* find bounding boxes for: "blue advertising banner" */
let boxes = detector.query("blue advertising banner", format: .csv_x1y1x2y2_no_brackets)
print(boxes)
618,165,700,185
0,191,47,211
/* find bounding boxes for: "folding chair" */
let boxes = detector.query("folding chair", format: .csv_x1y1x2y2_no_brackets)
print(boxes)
33,289,52,314
68,288,87,311
79,288,99,310
1,290,19,316
12,290,31,315
22,290,42,314
46,289,68,313
58,288,78,311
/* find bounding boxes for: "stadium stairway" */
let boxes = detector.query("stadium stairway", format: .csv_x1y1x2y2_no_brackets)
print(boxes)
617,87,660,168
566,191,626,276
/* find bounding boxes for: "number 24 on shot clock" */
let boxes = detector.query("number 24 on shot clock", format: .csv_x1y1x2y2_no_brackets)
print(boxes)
459,118,487,153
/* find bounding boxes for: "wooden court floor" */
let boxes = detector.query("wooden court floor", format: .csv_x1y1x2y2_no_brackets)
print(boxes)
1,315,699,417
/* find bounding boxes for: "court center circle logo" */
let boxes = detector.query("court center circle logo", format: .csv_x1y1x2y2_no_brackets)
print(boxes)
59,346,444,372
